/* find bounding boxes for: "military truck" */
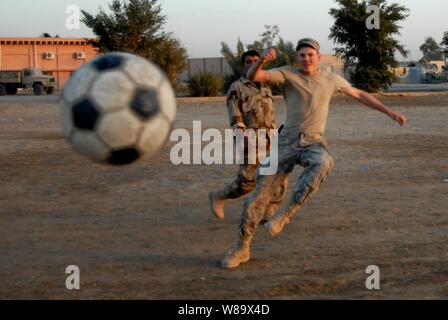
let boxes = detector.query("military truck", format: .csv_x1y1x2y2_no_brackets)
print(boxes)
0,68,56,96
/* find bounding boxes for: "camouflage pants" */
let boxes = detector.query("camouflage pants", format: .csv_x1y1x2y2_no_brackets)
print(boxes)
239,130,334,238
214,137,287,217
214,162,287,211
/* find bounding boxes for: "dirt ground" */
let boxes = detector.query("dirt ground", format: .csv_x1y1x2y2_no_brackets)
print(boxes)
0,92,447,300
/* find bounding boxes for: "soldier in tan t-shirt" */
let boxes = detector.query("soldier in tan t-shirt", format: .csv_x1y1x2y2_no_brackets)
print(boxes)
221,38,407,269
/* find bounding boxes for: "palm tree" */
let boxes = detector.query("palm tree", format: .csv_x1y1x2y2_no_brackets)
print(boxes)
220,38,245,91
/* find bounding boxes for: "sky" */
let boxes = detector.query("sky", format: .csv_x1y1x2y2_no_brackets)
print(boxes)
0,0,446,60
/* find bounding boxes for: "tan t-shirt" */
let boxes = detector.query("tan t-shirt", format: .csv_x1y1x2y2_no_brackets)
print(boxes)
268,66,352,140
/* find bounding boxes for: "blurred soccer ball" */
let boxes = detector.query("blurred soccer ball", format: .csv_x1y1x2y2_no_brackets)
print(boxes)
60,52,176,165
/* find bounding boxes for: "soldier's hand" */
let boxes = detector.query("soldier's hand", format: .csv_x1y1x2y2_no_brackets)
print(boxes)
233,127,246,134
262,48,277,63
390,111,407,126
232,122,246,132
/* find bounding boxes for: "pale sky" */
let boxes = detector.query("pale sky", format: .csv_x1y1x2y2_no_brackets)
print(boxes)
0,0,446,60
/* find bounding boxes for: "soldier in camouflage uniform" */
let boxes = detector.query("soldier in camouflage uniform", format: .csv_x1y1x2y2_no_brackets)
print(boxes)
221,39,407,268
209,50,286,223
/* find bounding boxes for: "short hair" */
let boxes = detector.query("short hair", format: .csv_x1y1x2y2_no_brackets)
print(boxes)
241,50,260,65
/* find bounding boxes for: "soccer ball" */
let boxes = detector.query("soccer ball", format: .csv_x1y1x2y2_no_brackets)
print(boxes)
60,52,176,165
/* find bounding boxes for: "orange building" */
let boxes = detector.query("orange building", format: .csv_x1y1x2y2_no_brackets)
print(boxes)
0,37,99,88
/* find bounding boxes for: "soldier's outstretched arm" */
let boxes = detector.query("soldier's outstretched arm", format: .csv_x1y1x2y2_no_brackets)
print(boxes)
247,48,277,83
342,86,407,126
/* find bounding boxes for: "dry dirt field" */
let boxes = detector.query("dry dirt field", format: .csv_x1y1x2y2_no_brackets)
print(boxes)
0,92,447,299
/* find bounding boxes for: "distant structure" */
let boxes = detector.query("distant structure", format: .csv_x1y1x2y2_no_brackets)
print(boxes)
0,37,99,88
391,60,446,84
428,60,445,73
177,57,233,82
178,55,345,82
0,37,349,87
319,55,345,76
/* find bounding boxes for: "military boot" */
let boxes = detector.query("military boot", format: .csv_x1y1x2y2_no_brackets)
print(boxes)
264,204,300,237
209,191,226,220
221,235,253,268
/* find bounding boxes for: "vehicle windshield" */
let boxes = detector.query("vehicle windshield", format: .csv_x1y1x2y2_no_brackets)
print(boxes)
29,69,43,76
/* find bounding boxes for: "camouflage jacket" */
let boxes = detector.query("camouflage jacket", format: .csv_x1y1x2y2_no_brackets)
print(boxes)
226,77,276,130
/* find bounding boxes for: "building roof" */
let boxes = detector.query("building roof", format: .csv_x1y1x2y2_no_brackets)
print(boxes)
0,37,93,45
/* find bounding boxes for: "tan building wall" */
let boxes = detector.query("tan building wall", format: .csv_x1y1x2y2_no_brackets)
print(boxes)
0,37,99,88
319,55,344,76
428,60,445,72
178,57,233,82
178,54,344,82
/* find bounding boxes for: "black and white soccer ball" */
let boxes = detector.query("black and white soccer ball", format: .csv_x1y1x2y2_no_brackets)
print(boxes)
60,52,176,165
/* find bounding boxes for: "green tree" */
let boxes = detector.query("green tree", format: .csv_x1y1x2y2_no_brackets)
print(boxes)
247,25,296,68
442,32,448,69
220,38,245,90
419,37,444,61
220,25,296,92
442,32,448,50
40,33,59,38
188,73,223,97
329,0,409,92
275,37,297,67
247,24,280,53
81,0,187,84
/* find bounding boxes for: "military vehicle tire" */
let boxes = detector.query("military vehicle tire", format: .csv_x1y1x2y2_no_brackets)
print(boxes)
33,83,44,96
6,87,18,95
